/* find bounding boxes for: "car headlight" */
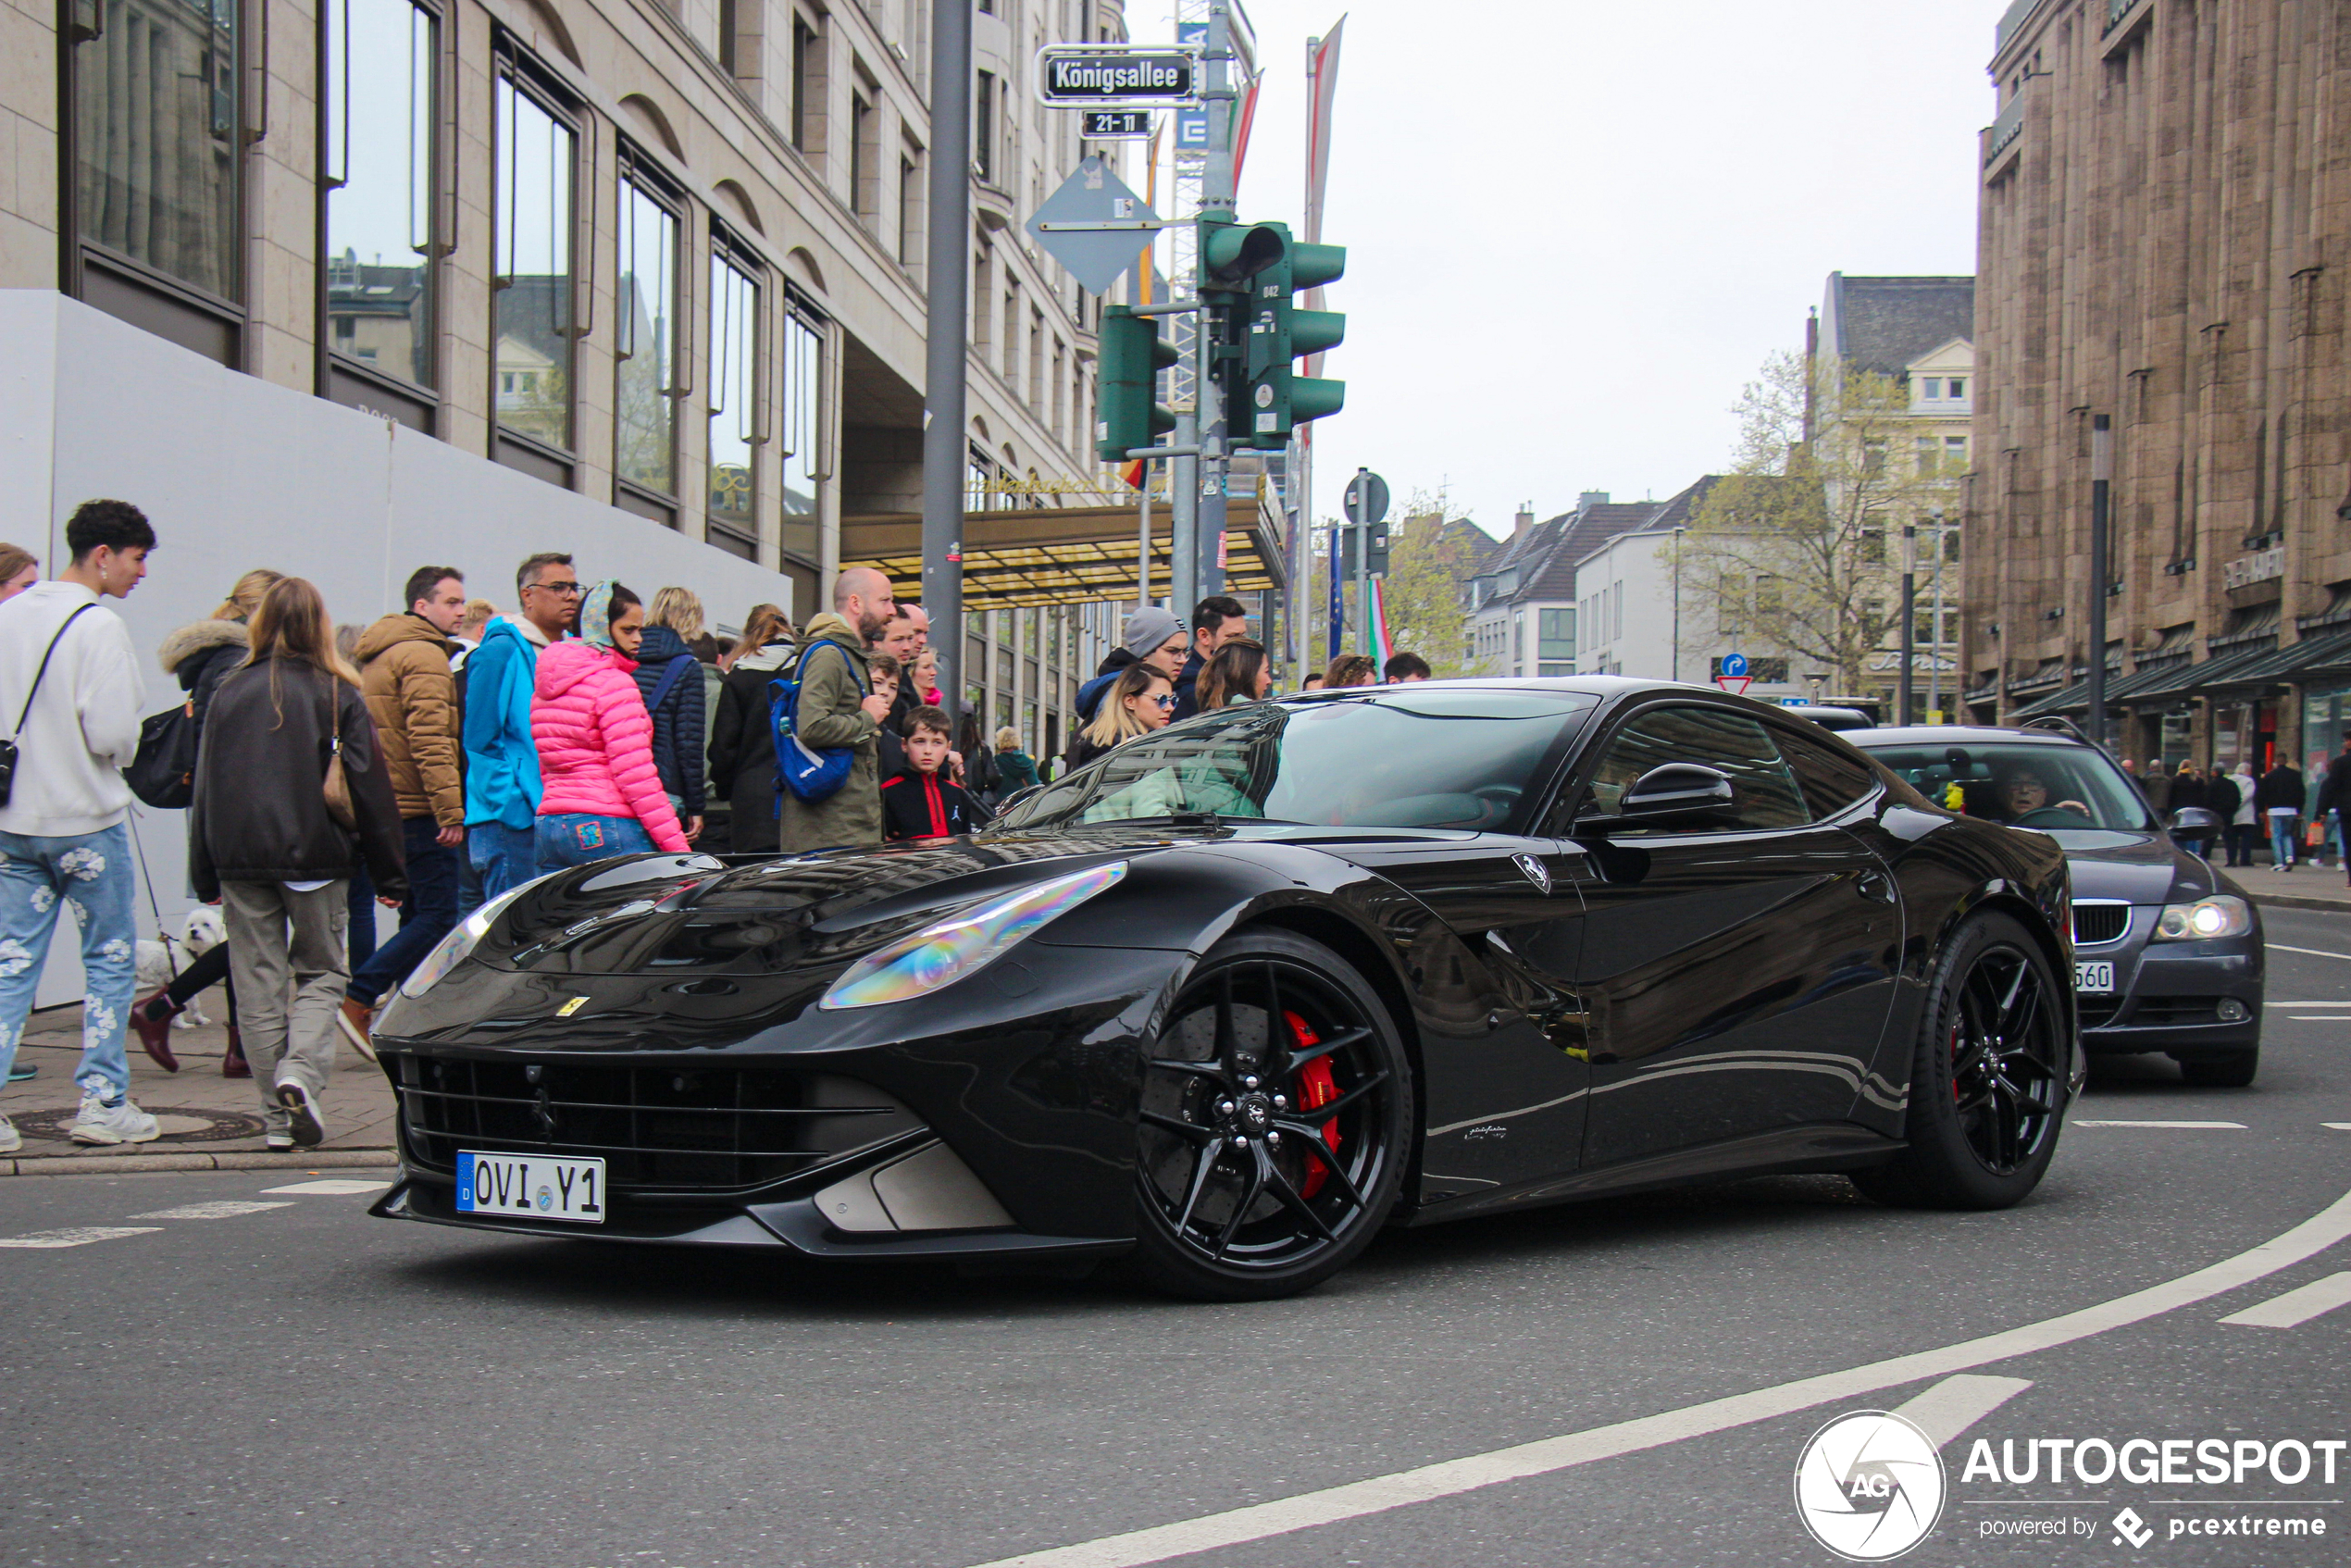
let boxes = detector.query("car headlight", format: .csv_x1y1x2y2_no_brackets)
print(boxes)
819,862,1126,1012
2153,894,2252,941
395,874,554,1002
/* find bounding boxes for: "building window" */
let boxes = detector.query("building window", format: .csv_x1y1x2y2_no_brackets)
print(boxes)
615,153,682,504
491,59,578,462
1915,436,1941,475
1538,607,1574,661
68,0,245,359
1947,377,1965,399
1945,434,1969,468
1001,284,1020,385
1863,439,1887,478
791,18,819,152
975,70,996,182
1922,378,1941,400
898,150,923,268
708,232,761,555
780,290,827,553
850,91,876,224
1027,308,1044,409
323,0,438,398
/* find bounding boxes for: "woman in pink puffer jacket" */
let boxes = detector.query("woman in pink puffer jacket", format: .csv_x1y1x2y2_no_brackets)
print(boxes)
531,580,690,869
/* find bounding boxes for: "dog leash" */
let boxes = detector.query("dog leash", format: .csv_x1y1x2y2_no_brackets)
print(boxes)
125,807,182,983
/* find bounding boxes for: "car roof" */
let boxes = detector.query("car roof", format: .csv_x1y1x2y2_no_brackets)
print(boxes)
1847,726,2092,749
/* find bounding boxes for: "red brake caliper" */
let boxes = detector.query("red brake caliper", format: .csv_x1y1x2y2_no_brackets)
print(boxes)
1286,1010,1343,1198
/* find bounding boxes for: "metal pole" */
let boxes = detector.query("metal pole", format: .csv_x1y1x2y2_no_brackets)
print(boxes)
1899,524,1917,725
1671,526,1685,682
1928,509,1946,722
1138,465,1151,612
1192,0,1238,616
919,0,972,725
2088,415,2112,753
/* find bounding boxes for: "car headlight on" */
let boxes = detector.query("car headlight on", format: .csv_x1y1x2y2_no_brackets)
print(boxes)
395,874,554,1002
820,862,1126,1012
2153,893,2252,941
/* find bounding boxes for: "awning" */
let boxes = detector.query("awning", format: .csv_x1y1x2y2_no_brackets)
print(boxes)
2211,628,2351,688
841,487,1285,611
2118,641,2281,702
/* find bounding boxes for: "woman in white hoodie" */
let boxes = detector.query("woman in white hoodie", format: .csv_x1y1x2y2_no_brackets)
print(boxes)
2223,761,2260,867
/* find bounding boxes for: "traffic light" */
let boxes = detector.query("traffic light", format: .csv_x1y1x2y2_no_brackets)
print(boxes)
1094,305,1179,461
1198,218,1345,450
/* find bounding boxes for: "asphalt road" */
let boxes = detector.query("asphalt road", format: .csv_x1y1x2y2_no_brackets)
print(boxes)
5,912,2350,1568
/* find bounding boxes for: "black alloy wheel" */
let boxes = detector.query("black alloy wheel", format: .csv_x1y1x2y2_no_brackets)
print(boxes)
1127,927,1411,1300
1853,911,2069,1210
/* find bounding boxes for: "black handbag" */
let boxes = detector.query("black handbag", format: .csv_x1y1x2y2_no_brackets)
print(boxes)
0,604,93,807
125,701,200,809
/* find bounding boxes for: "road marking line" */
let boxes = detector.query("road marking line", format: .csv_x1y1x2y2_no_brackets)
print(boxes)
2288,1017,2347,1022
260,1179,387,1196
964,1186,2351,1568
2327,1124,2351,1132
0,1226,163,1250
129,1201,294,1221
2071,1120,2247,1129
2268,943,2351,962
2220,1271,2351,1329
2269,1001,2351,1007
1888,1375,2034,1448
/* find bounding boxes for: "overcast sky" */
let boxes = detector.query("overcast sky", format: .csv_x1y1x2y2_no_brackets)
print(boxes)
1138,0,2009,541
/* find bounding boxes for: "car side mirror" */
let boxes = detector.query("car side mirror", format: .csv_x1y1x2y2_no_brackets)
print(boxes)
1608,763,1742,830
2168,806,2221,833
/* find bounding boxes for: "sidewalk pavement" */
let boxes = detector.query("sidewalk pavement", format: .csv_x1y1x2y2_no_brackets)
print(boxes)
2230,860,2351,915
2,989,395,1177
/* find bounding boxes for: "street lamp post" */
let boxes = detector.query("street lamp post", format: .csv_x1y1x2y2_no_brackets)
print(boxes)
2088,415,2112,753
1898,523,1917,725
917,0,973,724
1671,526,1685,682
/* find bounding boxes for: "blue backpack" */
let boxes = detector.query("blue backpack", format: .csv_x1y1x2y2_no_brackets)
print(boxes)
766,640,866,809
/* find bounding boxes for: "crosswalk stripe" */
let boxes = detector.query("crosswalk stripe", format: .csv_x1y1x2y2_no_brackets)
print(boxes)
2268,943,2351,962
129,1201,295,1221
2220,1271,2351,1330
2071,1120,2246,1129
0,1226,163,1249
259,1178,388,1196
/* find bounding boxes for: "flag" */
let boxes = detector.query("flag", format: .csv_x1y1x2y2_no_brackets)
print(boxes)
1122,458,1146,490
1369,574,1393,667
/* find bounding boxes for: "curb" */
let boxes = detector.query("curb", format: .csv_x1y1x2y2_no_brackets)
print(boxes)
2,1147,396,1179
2248,890,2351,915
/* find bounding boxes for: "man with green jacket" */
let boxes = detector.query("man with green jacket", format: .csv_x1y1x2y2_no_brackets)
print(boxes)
780,566,896,852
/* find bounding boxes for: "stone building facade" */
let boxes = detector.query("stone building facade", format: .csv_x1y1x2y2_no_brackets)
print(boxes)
1969,0,2351,780
1,0,1134,757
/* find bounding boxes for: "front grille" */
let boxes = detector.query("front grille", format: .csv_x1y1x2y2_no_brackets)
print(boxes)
2071,902,2131,945
2129,997,2224,1027
390,1055,920,1193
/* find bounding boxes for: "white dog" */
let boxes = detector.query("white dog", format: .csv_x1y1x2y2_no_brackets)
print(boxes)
133,906,228,1028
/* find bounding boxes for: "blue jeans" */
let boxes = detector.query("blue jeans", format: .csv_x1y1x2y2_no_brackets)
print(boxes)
454,828,484,917
2270,813,2300,866
346,818,461,1008
0,823,139,1101
347,863,378,971
469,821,540,900
535,814,654,871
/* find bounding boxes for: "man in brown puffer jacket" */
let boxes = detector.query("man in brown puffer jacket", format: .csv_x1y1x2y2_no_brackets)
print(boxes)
340,566,468,1052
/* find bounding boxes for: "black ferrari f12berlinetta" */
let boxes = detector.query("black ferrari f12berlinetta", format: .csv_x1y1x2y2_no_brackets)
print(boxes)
370,678,2077,1299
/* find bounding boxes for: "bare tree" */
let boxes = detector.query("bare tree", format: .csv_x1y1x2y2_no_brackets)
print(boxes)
1681,350,1959,693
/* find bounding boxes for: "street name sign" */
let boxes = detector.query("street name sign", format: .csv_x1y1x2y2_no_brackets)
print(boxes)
1035,44,1200,109
1026,156,1162,296
1083,109,1154,138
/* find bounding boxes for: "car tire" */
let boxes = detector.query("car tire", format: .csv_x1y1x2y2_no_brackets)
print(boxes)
1851,910,2070,1211
1124,927,1412,1301
2178,1050,2258,1088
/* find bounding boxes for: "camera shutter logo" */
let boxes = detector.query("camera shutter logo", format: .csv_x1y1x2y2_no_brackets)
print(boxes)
1794,1411,1947,1561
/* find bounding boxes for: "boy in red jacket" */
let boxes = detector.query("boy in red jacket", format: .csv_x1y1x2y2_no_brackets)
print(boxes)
881,706,982,840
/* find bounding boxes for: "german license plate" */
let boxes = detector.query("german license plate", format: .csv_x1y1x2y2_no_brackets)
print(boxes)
454,1151,604,1224
2075,962,2116,995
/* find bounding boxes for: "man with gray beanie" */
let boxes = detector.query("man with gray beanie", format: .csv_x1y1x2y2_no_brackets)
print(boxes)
1074,608,1189,733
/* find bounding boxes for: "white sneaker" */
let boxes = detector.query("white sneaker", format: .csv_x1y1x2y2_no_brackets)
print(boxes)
0,1115,19,1154
275,1081,327,1148
69,1093,161,1146
264,1129,295,1151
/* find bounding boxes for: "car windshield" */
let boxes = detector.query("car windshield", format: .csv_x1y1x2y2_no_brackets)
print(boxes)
1859,740,2157,832
990,689,1598,833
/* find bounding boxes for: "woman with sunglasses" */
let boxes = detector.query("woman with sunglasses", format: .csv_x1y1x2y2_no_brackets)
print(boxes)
1067,664,1175,769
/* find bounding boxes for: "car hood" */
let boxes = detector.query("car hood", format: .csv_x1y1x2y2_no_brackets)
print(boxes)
2044,828,2212,903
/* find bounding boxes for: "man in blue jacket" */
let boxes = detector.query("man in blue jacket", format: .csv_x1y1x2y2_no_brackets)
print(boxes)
464,553,578,897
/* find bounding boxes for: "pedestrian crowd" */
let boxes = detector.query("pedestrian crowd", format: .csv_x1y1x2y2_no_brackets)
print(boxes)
0,503,1425,1158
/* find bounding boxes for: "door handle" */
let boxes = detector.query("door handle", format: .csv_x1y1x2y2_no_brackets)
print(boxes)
1857,870,1896,904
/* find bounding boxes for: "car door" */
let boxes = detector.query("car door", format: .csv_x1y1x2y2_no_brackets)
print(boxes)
1554,701,1903,1170
1344,833,1595,1200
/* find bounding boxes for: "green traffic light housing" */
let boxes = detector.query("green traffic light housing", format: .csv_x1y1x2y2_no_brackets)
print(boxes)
1199,219,1286,289
1218,221,1347,449
1094,305,1180,461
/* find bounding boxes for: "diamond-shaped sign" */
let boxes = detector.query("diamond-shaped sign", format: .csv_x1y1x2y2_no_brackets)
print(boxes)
1026,156,1160,296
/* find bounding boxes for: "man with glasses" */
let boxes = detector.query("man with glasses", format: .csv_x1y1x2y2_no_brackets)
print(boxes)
463,552,579,898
